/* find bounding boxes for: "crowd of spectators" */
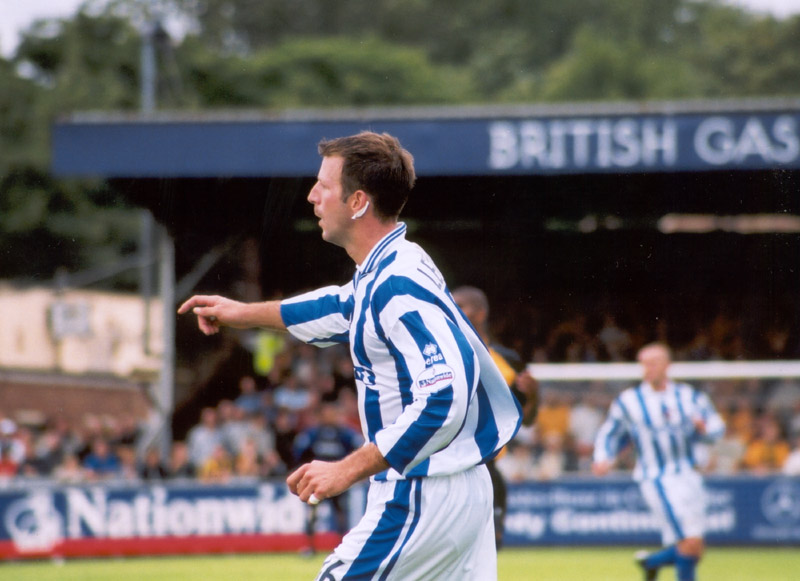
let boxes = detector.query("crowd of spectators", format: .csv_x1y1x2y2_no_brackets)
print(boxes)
1,300,799,487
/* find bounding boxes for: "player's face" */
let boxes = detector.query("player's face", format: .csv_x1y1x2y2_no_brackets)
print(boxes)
307,156,352,247
638,346,670,387
454,296,480,328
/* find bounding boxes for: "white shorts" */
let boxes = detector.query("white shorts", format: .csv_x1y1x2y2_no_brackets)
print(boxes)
314,464,496,581
639,471,707,546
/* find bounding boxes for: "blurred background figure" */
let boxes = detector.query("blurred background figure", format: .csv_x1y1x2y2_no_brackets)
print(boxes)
741,415,790,475
138,446,169,481
82,438,121,481
234,375,265,417
186,407,223,471
168,441,195,479
452,285,539,550
292,399,364,554
198,443,233,483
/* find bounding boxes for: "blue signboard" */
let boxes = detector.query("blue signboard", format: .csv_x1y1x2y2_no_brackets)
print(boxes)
0,480,365,558
504,476,800,547
1,476,797,558
52,107,800,178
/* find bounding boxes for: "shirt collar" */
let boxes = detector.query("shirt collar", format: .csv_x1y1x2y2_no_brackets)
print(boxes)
356,222,407,277
642,380,673,394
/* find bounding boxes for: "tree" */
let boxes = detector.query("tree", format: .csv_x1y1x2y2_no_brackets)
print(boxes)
1,8,145,285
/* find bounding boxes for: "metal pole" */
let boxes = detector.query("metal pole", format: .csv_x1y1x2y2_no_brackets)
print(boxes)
157,223,175,459
140,210,155,354
140,18,156,114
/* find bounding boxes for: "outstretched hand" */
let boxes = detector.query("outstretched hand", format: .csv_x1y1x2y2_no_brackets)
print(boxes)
177,294,248,335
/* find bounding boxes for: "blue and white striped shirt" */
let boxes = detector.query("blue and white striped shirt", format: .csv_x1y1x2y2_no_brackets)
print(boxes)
280,223,522,481
593,381,725,481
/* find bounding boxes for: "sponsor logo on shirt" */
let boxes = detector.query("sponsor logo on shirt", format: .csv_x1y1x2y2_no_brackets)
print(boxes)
416,363,455,392
422,343,444,366
354,366,377,387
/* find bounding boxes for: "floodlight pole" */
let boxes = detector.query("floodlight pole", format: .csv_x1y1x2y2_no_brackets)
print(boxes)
140,3,175,460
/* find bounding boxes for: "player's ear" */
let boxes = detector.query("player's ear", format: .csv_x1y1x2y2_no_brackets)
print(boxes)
350,190,370,220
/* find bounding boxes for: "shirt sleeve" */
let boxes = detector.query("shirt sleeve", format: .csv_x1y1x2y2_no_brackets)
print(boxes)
280,283,354,347
693,389,726,443
593,396,630,465
371,289,474,476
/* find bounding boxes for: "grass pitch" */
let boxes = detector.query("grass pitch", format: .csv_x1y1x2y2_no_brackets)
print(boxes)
1,547,797,580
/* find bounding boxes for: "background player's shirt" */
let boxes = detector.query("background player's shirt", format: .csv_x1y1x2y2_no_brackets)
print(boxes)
593,381,725,481
280,223,522,481
293,424,364,465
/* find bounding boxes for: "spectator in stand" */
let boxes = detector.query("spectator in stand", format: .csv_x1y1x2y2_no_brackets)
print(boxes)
234,437,264,479
75,414,105,461
167,441,195,479
17,434,49,477
536,391,571,441
273,408,299,470
244,413,284,476
82,438,121,481
116,445,139,481
683,330,717,361
186,407,224,469
331,351,356,396
724,395,757,445
198,443,233,483
495,442,537,483
53,453,85,484
111,412,142,449
535,432,568,481
273,371,313,414
139,446,169,480
788,401,800,442
782,434,800,476
234,375,264,416
742,415,791,474
568,390,606,472
0,419,24,469
34,429,65,477
706,424,747,475
597,313,632,361
337,388,361,433
0,447,18,479
218,399,251,456
765,379,800,429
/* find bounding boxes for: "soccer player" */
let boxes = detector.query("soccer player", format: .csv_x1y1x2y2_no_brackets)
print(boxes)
592,342,725,581
179,131,522,580
452,285,539,549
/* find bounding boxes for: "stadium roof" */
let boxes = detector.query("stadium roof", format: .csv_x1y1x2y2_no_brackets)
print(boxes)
52,98,800,178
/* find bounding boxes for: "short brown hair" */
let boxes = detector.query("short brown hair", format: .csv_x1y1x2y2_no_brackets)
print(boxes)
318,131,416,220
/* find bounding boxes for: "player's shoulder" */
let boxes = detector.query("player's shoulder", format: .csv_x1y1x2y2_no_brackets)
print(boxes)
615,384,643,405
375,243,446,293
672,380,701,396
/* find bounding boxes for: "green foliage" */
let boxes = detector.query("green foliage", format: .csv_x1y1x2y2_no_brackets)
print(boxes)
1,7,144,284
2,0,800,284
243,37,470,107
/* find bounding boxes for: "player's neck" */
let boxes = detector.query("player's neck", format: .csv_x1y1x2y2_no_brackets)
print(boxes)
649,379,668,391
347,219,399,266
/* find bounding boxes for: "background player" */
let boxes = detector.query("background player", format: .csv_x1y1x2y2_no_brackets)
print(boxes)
293,399,364,553
592,342,725,581
452,285,539,548
179,131,521,580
